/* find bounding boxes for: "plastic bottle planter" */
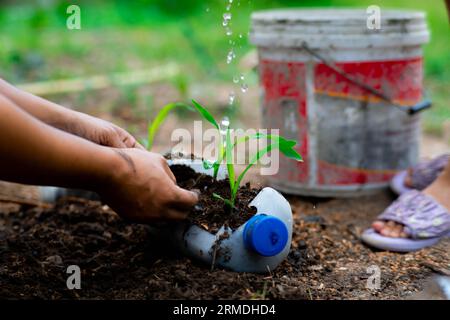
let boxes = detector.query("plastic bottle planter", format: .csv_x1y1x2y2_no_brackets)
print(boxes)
168,158,293,273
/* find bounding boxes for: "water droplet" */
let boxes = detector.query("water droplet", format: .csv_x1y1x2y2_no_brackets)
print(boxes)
221,116,230,127
228,93,236,106
232,75,239,83
226,28,232,36
206,7,210,12
229,0,233,3
240,83,248,93
239,33,243,39
226,50,235,64
228,92,235,105
226,4,231,11
240,73,245,81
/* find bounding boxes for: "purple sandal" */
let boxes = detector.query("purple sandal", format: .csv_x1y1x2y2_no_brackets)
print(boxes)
361,190,450,252
391,154,450,195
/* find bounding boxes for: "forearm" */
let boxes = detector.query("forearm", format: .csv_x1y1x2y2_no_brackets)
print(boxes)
0,94,119,190
0,78,77,131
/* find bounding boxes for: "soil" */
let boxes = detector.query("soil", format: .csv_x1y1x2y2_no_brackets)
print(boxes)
169,164,258,233
1,187,449,299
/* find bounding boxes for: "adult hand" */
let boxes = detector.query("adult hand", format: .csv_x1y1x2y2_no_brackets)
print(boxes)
66,111,144,149
100,149,198,223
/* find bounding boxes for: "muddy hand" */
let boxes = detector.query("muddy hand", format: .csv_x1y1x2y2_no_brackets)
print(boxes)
100,149,198,223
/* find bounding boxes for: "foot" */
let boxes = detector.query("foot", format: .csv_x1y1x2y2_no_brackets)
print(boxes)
373,171,450,238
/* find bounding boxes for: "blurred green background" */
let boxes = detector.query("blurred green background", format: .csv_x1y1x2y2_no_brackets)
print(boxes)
0,0,448,135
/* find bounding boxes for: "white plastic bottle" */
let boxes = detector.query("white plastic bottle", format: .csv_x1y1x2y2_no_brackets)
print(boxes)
174,187,293,273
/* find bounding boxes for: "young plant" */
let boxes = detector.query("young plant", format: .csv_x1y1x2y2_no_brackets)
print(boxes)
146,100,224,180
147,99,303,211
213,131,302,209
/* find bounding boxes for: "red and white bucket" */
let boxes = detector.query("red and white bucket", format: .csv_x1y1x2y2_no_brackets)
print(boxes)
250,9,430,197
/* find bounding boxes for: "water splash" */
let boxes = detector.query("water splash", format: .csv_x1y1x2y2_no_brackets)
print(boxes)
240,83,248,93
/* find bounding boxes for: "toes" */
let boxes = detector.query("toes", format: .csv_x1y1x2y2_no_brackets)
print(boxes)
372,220,385,232
386,220,396,228
373,220,406,238
380,227,393,237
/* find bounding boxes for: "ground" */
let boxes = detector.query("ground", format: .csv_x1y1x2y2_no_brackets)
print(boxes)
0,0,449,300
1,188,449,300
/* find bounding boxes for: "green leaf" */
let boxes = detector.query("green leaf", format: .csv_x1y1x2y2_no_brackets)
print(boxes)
233,133,303,162
230,135,302,200
277,137,303,161
212,193,235,209
147,102,192,150
232,142,277,200
226,128,235,193
191,99,223,180
191,99,220,130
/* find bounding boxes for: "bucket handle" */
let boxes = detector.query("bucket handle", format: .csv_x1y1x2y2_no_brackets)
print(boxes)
301,42,432,116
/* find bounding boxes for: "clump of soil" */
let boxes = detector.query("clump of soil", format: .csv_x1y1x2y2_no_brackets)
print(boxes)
170,164,259,233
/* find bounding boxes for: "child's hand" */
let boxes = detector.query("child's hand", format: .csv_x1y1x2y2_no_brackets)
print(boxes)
66,111,144,149
99,149,198,223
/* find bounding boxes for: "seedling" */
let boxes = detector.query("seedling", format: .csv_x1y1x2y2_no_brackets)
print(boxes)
147,100,224,180
147,100,302,210
213,129,302,209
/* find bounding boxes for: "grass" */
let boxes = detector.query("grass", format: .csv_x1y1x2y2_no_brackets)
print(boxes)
0,0,448,134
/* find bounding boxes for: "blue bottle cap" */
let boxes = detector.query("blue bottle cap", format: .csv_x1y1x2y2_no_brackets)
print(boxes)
243,214,288,257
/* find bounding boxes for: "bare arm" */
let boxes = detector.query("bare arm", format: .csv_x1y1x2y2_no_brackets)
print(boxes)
0,94,197,222
0,78,143,149
0,94,113,188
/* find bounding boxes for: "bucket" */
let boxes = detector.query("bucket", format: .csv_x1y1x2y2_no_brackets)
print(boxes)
250,9,430,197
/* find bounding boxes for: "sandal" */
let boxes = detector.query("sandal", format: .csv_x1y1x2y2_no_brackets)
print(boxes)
391,154,450,195
361,190,450,252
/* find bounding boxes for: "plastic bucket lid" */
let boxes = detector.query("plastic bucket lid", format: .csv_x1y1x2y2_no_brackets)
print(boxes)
250,9,429,49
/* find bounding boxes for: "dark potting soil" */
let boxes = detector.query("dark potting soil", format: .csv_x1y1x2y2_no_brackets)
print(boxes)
1,191,449,299
169,164,259,233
